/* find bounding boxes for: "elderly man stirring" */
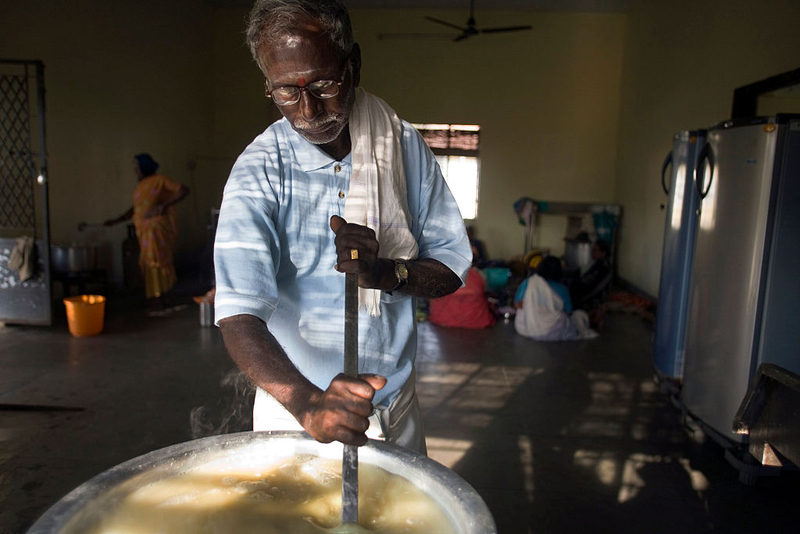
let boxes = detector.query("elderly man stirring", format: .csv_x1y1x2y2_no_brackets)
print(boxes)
214,0,471,455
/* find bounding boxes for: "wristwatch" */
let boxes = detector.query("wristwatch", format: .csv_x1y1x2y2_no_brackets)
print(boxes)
388,260,409,294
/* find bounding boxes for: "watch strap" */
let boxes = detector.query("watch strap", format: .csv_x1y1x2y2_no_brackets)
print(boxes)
388,260,408,294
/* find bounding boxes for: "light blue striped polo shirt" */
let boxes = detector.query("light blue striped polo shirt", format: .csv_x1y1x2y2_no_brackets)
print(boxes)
214,117,471,407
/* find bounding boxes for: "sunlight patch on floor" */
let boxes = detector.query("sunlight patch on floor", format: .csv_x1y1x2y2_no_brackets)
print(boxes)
617,453,709,503
678,458,710,492
421,363,534,471
416,362,481,413
425,437,474,468
617,453,649,502
565,372,634,438
417,363,482,384
572,451,711,503
417,363,532,414
569,372,710,503
565,372,674,442
518,435,535,503
574,449,619,485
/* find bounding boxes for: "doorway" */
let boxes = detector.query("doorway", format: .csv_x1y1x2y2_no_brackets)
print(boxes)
0,60,51,325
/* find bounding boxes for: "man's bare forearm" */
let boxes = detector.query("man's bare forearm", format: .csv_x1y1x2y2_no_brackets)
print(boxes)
218,314,321,421
374,257,462,299
219,313,385,445
328,216,463,300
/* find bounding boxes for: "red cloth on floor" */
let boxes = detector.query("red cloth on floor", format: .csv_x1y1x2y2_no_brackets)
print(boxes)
429,268,496,329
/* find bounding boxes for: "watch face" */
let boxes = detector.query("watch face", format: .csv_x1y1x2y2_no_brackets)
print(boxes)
396,262,409,281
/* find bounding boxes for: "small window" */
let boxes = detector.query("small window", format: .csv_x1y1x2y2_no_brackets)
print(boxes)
413,123,480,220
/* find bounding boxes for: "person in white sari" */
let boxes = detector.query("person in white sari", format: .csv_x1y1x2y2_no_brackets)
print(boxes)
514,257,597,341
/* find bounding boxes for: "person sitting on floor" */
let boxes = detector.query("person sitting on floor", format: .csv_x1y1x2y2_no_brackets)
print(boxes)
466,224,488,268
514,256,597,341
429,266,496,329
570,239,612,325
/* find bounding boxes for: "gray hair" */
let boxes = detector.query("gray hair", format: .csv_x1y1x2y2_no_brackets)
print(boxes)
246,0,354,75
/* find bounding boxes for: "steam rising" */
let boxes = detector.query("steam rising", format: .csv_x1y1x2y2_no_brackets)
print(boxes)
190,369,255,438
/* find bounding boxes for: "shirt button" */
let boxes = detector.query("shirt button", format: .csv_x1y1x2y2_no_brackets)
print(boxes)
334,164,341,173
338,191,345,199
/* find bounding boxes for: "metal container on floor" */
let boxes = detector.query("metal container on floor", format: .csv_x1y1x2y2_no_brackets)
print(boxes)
199,301,214,327
50,244,98,274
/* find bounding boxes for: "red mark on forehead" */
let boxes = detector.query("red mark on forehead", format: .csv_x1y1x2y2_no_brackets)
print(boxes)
297,77,306,86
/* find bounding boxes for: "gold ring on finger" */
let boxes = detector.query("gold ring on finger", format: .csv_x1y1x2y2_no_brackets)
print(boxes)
350,249,359,260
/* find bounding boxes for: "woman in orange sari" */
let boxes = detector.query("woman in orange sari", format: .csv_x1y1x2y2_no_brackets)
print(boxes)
105,154,189,309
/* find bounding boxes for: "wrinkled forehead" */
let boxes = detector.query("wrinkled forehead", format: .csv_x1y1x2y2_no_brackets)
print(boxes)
261,32,342,85
258,18,338,65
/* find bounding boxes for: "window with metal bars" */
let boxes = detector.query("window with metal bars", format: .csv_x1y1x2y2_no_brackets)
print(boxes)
413,123,480,220
0,71,37,233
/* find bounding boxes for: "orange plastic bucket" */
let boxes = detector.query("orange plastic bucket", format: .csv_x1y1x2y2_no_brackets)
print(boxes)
63,295,106,337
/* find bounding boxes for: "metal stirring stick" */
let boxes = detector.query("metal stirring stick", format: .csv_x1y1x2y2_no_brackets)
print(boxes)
341,272,359,524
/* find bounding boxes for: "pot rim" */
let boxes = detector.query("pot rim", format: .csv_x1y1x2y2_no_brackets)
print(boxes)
26,430,496,534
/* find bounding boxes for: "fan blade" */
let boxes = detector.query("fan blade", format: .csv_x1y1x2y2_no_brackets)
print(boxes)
479,25,533,34
378,32,458,40
453,26,479,41
425,16,467,32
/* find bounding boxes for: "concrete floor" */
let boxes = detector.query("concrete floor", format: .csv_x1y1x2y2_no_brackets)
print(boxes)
1,291,798,533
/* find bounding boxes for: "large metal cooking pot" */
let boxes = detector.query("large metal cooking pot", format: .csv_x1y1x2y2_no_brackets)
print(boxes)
27,431,496,533
50,244,98,273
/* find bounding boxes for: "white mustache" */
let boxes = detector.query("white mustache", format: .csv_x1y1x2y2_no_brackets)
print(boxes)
293,114,340,131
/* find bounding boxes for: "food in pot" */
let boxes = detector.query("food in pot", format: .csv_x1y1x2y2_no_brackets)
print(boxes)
74,453,456,534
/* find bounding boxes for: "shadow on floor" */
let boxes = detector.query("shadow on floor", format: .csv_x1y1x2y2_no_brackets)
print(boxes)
1,302,798,533
416,315,799,534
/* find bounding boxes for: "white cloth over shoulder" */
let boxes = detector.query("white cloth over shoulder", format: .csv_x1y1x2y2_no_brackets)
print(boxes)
515,274,597,341
344,88,419,316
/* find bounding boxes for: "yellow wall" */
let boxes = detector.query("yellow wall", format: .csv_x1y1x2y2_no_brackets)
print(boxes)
5,1,796,297
1,3,625,287
351,9,625,260
209,8,282,201
209,7,626,262
1,0,216,283
614,0,800,296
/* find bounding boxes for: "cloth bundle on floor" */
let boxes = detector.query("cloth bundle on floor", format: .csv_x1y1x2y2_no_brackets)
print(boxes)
8,235,36,282
429,267,496,329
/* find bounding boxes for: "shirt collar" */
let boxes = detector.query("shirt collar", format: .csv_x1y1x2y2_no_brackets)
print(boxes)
279,118,352,172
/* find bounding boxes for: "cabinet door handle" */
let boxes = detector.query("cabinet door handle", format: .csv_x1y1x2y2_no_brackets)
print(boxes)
661,151,673,196
694,142,715,200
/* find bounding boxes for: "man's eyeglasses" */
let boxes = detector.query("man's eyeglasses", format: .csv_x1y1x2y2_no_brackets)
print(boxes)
265,61,349,107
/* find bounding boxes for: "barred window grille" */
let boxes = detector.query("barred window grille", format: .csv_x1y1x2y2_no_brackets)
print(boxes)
0,66,38,232
413,123,481,220
413,123,480,155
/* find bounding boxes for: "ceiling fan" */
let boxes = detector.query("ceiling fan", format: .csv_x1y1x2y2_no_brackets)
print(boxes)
378,0,533,42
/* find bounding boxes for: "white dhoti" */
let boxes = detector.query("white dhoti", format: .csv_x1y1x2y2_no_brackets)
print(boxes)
253,369,427,455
